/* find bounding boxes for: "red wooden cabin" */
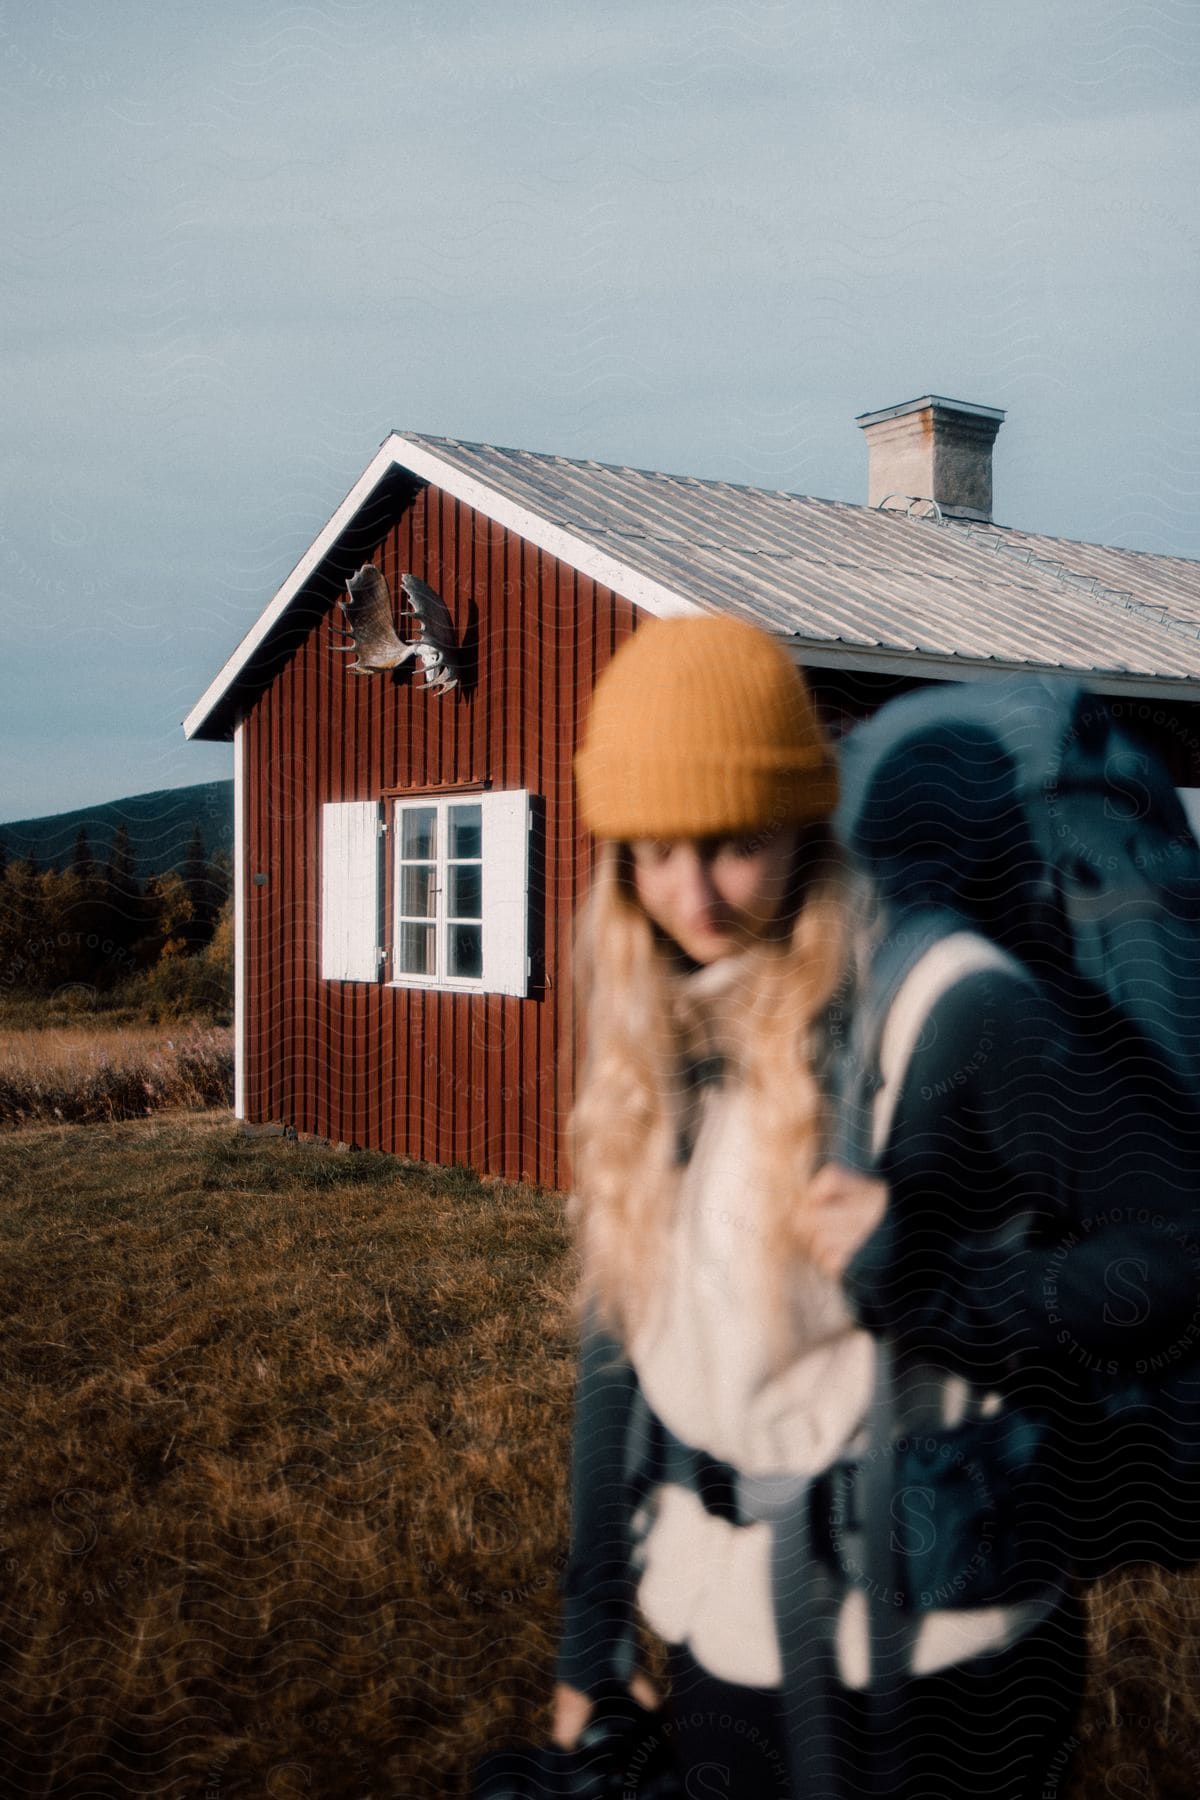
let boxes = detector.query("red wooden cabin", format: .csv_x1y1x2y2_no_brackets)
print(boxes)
185,403,1200,1187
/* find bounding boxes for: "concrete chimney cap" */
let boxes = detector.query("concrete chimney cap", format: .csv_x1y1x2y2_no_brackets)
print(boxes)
855,394,1005,428
857,395,1005,522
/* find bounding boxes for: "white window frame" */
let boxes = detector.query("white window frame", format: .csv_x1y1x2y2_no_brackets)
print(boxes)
387,789,530,997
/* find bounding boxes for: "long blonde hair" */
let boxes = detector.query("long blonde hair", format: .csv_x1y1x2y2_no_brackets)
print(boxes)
566,829,852,1360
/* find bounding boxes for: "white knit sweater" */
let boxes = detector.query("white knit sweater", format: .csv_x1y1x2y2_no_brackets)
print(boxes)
628,955,1065,1691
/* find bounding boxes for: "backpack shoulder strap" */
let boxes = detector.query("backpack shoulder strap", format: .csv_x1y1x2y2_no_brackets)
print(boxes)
829,913,1026,1173
871,931,1028,1157
858,930,1029,1750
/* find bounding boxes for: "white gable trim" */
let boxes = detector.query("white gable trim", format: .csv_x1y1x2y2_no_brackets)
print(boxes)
389,435,700,626
183,432,700,741
183,439,414,741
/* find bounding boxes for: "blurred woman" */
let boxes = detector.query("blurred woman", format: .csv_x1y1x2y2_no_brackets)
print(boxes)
549,616,1087,1800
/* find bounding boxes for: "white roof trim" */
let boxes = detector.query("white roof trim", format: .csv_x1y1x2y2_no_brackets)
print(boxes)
184,439,405,740
784,641,1200,701
392,434,701,624
183,432,701,740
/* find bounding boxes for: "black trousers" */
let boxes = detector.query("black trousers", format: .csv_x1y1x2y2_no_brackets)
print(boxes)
662,1583,1089,1800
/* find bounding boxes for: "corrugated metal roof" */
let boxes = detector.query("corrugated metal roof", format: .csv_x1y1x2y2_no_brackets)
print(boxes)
185,430,1200,741
400,433,1200,683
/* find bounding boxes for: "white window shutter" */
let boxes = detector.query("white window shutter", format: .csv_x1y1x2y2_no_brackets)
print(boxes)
321,801,381,981
481,789,530,997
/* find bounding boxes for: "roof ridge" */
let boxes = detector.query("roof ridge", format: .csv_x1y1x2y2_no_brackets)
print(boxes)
395,430,862,508
935,516,1200,642
948,515,1200,568
402,433,1200,563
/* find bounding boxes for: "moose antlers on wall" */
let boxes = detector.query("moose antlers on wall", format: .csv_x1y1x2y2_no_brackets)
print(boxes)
333,565,462,694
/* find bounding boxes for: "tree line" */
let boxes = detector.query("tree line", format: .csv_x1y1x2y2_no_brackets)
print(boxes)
0,823,231,1007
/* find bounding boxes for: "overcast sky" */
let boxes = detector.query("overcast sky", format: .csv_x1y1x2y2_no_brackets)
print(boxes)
3,0,1198,821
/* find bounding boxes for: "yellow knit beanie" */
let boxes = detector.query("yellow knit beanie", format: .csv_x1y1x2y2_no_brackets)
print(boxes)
574,614,838,840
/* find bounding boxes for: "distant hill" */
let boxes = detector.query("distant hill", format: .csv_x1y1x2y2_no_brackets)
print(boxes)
0,782,233,881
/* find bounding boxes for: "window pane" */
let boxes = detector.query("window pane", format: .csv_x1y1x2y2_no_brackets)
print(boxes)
448,923,482,979
449,804,481,860
401,864,436,918
398,922,435,975
401,807,436,860
448,862,482,920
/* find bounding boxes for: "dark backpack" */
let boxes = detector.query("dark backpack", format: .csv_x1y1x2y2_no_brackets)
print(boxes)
833,675,1200,1582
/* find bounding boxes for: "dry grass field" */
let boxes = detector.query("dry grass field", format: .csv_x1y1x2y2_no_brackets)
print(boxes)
0,1113,577,1798
0,1025,232,1127
0,1107,1198,1796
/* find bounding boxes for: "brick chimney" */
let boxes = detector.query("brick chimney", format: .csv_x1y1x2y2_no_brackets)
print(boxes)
856,395,1005,523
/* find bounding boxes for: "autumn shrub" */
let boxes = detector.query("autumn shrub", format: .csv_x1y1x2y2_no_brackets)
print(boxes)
0,897,234,1031
123,951,231,1023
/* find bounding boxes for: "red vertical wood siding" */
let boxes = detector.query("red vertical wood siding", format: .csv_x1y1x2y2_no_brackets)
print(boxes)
241,481,637,1188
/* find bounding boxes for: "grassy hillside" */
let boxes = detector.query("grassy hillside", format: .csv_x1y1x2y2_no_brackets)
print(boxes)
0,782,232,881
